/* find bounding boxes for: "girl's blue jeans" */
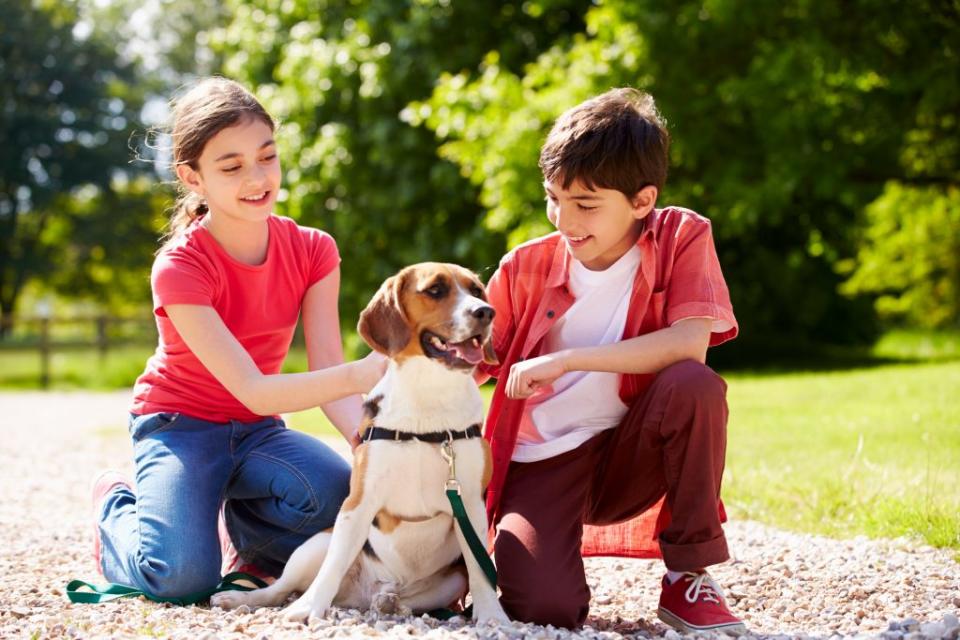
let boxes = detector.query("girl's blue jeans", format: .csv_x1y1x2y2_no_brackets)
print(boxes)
96,411,351,598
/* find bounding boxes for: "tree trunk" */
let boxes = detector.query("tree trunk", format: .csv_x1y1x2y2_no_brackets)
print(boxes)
0,185,16,341
0,300,13,340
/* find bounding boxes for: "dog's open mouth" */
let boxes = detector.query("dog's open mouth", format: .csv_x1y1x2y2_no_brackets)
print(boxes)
420,330,485,368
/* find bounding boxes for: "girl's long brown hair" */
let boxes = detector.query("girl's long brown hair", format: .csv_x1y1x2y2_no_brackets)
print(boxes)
160,77,275,249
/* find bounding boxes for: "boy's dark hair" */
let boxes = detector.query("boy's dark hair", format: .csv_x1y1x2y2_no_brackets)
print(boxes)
539,88,670,198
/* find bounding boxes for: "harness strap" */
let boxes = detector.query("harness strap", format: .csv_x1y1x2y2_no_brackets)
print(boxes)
361,424,482,443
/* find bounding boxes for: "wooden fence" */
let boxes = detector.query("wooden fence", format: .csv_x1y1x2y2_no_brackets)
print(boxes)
0,314,157,388
0,313,311,388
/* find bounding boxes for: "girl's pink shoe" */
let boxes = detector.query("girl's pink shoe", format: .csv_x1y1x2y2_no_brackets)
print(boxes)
90,470,133,574
217,505,276,585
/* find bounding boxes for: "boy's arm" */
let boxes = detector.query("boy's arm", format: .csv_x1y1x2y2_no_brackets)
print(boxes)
505,317,710,400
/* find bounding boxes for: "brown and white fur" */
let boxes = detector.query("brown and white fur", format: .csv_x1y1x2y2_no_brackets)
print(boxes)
211,263,510,625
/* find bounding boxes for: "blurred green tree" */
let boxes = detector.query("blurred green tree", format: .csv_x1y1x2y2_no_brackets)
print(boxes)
411,0,959,346
40,178,171,314
840,184,960,328
210,0,591,325
0,0,145,334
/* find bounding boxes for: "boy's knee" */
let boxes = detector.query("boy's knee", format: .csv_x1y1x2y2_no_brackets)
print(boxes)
657,359,727,403
495,530,589,629
506,593,588,629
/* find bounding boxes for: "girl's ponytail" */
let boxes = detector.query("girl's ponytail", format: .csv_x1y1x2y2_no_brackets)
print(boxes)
160,192,209,250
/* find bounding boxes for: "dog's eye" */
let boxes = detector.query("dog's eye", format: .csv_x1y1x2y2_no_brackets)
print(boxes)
424,284,445,299
469,285,484,299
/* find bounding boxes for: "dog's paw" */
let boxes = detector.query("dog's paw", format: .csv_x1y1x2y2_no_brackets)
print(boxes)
210,591,247,610
371,591,400,615
282,595,324,624
474,604,511,625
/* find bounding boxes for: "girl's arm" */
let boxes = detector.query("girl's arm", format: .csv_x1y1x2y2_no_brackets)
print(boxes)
505,317,712,399
164,298,385,417
300,267,366,448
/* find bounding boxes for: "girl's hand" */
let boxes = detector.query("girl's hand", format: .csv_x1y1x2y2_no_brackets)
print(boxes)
351,351,388,394
506,352,569,399
347,428,363,452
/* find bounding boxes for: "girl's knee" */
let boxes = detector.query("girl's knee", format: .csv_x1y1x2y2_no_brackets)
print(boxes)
308,464,351,523
277,452,350,515
135,556,221,599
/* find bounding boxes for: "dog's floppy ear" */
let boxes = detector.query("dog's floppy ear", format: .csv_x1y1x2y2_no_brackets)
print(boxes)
358,271,411,355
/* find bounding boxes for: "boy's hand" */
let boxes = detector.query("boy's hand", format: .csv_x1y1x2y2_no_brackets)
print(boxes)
506,353,568,399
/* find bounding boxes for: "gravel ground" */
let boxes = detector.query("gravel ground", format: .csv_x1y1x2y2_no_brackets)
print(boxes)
0,391,957,639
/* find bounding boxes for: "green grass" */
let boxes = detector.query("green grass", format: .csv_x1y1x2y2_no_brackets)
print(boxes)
285,405,344,437
872,328,960,362
0,345,155,389
723,361,960,554
3,331,958,554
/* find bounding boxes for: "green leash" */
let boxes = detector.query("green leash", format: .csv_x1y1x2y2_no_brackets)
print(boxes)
66,571,268,606
445,487,497,588
438,439,497,589
421,487,498,621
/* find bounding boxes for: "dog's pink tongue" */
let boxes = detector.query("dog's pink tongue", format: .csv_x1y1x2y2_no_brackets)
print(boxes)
449,340,483,365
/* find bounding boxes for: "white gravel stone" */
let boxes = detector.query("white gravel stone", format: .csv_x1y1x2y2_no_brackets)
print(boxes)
1,390,958,640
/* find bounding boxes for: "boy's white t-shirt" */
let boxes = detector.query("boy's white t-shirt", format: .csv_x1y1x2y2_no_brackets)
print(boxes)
512,246,641,463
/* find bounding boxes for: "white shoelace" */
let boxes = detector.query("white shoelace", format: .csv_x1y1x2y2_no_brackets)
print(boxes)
683,572,725,605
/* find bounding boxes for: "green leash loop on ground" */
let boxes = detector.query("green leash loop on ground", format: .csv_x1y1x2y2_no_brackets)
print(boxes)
427,603,474,620
445,488,497,589
66,571,269,606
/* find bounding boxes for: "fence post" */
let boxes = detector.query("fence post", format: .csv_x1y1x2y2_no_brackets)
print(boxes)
39,316,51,389
97,315,108,361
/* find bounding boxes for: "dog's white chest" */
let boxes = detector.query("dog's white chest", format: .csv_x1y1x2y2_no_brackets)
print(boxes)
356,438,484,587
369,439,483,516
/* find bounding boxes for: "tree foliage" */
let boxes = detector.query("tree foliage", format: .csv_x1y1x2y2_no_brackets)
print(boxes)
210,0,591,322
841,184,960,328
40,178,170,313
5,0,959,350
412,0,960,343
0,0,145,332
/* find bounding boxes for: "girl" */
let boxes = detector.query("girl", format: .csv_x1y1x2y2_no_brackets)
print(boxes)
92,77,386,598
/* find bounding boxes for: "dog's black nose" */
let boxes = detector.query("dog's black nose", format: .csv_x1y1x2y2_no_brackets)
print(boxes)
472,305,495,325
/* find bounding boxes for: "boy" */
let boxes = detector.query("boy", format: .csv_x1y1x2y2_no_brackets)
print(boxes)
478,88,744,634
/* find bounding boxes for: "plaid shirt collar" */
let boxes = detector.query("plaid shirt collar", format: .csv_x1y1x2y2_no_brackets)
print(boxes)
544,207,660,290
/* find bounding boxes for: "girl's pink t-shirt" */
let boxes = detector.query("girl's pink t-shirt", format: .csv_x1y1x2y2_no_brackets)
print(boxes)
130,215,339,423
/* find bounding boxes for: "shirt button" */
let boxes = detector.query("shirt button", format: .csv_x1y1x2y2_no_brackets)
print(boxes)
546,310,555,318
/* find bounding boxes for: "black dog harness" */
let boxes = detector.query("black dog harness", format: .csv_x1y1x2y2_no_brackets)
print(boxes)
360,424,482,443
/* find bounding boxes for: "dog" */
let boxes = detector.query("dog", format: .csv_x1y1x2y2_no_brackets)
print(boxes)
211,263,510,624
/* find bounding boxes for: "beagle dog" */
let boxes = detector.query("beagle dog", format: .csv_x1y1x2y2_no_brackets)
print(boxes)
211,263,510,624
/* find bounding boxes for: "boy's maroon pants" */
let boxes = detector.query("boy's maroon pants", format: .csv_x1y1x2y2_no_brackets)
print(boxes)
493,360,730,628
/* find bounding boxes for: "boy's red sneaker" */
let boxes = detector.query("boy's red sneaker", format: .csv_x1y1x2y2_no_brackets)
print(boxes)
217,505,276,586
657,572,746,635
90,470,133,574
